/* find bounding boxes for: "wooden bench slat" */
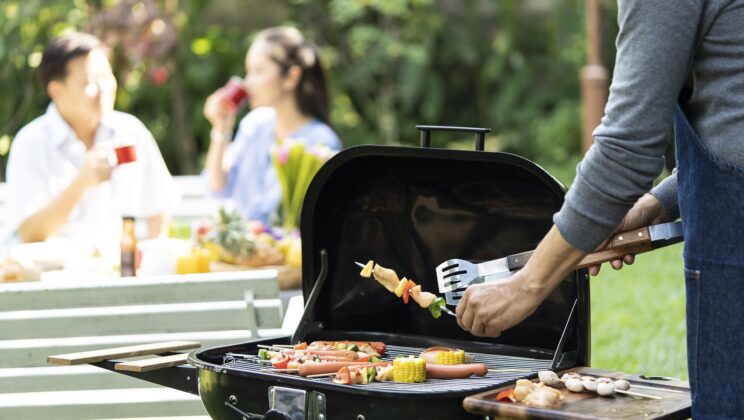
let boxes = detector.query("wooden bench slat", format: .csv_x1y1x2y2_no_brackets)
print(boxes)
0,299,283,340
115,353,189,372
0,271,279,311
0,365,158,393
47,341,200,366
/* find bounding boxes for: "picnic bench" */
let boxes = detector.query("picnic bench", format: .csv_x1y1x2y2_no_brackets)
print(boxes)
0,270,284,419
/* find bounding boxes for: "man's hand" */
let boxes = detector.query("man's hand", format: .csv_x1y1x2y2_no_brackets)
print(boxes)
204,88,236,134
78,149,114,188
588,193,668,276
456,270,546,337
456,225,586,337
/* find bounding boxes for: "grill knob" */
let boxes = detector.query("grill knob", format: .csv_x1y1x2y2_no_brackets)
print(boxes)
263,409,292,420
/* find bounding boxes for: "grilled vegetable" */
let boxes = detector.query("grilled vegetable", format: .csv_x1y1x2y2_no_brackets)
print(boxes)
428,297,446,319
372,264,400,292
433,349,465,365
496,388,516,402
360,260,374,278
394,277,408,297
307,341,385,356
409,285,437,308
392,356,426,383
271,353,290,369
333,366,351,384
421,346,464,365
401,280,416,304
333,364,386,385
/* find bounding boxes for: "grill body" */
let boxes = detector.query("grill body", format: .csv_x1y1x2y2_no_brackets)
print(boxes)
187,142,591,419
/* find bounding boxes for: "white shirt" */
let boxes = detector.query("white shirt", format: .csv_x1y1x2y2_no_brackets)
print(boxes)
4,104,180,257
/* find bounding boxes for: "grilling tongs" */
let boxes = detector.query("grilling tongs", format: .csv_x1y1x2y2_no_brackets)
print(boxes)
436,221,684,306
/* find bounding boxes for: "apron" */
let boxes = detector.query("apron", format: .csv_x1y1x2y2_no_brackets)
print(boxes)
674,105,744,418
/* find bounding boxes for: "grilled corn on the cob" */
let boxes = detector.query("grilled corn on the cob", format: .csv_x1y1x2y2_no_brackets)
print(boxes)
393,356,426,383
433,349,465,365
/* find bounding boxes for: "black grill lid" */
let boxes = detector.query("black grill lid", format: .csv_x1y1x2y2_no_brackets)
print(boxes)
297,133,588,365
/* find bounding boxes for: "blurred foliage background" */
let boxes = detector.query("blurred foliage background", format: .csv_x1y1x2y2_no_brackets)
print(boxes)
0,0,619,183
1,0,689,380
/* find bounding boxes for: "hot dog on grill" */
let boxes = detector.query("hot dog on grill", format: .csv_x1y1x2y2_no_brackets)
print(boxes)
425,363,488,379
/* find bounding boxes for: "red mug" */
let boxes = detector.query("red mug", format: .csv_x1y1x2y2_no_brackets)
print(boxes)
221,76,249,111
114,145,137,165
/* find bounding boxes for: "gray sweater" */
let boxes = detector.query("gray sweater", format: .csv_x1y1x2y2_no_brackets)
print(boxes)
554,0,744,252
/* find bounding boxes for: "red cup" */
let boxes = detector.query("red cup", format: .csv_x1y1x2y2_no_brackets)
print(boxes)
221,76,249,111
114,145,137,165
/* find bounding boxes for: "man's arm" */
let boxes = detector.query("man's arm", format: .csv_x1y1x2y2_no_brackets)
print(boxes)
458,0,704,337
555,0,703,252
18,150,112,242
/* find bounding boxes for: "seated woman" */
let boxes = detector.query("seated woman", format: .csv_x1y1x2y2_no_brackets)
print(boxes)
203,26,341,226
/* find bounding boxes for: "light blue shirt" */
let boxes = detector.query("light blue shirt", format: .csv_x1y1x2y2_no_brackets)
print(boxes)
209,107,341,225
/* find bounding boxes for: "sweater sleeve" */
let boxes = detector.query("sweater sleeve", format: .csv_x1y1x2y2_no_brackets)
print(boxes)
553,0,703,252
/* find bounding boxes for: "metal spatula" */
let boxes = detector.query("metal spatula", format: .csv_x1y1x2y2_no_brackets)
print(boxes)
436,221,684,306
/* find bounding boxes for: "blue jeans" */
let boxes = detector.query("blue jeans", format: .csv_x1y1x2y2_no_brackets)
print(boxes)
675,105,744,419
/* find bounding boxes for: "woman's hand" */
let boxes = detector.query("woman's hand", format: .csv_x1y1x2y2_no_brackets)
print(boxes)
203,88,236,133
588,193,669,276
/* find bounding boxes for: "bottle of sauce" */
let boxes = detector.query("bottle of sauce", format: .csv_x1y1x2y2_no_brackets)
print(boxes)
121,216,137,277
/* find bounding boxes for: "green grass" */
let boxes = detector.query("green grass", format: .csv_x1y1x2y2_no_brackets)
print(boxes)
589,243,688,379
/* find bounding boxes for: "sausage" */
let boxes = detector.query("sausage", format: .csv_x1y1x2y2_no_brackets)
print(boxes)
425,363,488,379
298,361,391,377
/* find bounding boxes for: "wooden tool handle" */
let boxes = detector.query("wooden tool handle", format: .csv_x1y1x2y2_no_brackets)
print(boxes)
507,225,659,271
575,226,653,269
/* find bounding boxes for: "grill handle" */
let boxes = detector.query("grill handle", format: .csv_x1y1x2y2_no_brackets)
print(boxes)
416,125,492,151
224,397,266,419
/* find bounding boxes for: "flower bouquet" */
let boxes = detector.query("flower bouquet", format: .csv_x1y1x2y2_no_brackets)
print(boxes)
271,139,335,231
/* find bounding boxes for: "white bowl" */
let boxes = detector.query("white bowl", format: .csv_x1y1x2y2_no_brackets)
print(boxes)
137,238,191,276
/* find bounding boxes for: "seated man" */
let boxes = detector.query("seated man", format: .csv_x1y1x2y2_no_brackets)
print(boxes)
4,32,179,258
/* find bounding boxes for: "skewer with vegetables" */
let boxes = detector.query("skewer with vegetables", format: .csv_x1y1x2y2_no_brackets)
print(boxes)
357,260,451,318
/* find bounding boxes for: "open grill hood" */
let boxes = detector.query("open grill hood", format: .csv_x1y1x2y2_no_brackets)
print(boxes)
295,141,589,361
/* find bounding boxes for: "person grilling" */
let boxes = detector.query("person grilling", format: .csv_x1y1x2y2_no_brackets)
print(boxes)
455,2,744,418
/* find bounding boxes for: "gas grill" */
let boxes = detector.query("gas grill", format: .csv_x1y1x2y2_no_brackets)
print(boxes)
52,126,691,419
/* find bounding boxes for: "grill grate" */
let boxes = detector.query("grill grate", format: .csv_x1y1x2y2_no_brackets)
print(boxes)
222,344,552,395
